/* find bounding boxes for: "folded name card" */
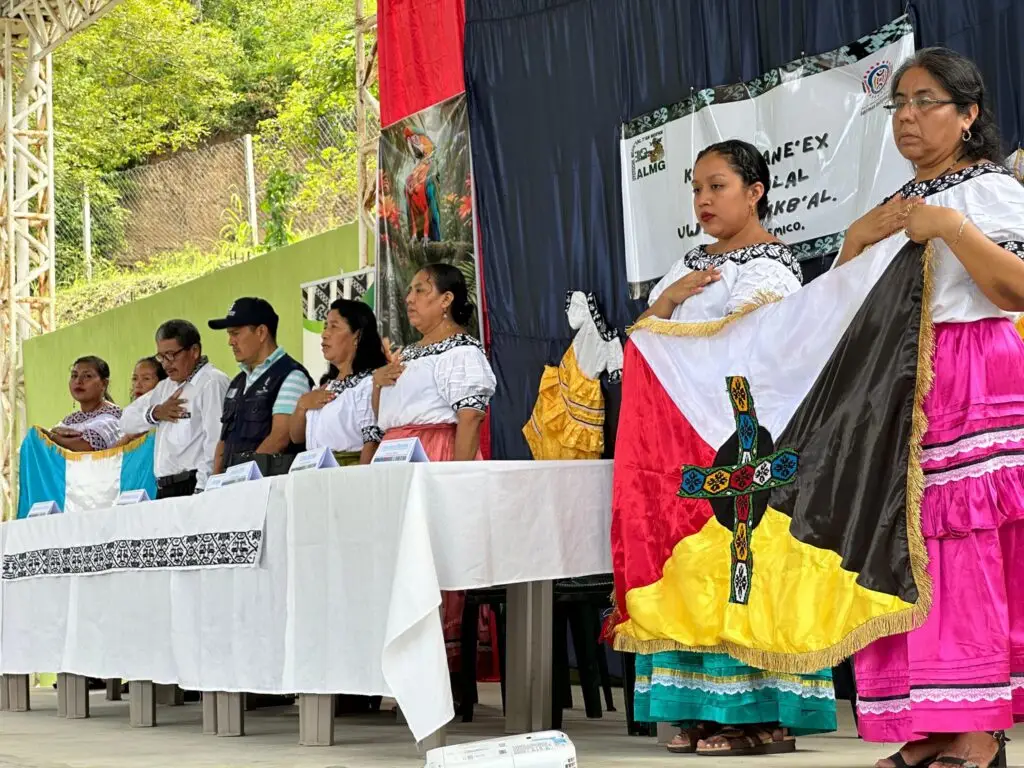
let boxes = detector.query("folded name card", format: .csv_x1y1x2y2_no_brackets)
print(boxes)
371,437,430,464
115,489,151,505
205,474,228,491
223,460,263,485
207,461,263,491
288,447,339,473
27,501,61,517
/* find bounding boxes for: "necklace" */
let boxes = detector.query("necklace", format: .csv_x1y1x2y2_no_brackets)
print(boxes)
915,156,966,184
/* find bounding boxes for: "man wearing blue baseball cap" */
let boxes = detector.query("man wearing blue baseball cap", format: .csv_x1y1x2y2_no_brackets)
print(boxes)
209,297,313,474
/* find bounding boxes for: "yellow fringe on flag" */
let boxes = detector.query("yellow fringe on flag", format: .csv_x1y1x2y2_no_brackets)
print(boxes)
628,291,783,338
35,426,151,461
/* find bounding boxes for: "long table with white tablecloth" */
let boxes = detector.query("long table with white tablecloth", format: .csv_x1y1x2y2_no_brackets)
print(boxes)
0,460,613,741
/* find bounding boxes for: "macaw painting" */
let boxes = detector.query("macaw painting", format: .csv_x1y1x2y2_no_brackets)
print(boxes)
403,126,443,244
377,94,478,347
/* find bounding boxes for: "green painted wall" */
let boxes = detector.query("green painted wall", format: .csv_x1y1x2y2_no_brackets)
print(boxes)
24,225,359,429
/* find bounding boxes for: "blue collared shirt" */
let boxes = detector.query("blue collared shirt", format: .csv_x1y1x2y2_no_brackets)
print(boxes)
240,347,310,416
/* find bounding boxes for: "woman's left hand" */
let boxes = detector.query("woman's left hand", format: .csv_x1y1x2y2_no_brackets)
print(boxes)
904,202,960,245
50,426,76,438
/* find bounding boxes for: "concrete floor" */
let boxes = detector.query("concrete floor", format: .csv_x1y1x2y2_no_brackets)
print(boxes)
0,686,1020,767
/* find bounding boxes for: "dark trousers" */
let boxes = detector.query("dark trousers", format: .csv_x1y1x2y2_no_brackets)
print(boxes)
156,472,198,499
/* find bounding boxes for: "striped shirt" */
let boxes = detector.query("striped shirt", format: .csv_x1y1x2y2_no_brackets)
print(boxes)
240,346,310,416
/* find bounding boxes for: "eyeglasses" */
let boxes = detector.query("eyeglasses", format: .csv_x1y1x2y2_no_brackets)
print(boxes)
156,347,188,364
883,97,963,115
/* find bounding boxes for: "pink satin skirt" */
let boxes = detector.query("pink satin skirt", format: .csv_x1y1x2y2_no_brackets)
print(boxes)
854,318,1024,741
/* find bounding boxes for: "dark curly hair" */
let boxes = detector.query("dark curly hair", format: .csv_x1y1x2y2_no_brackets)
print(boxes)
890,47,1003,164
695,139,773,222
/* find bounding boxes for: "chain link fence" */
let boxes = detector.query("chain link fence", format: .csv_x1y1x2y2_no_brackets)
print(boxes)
55,112,369,286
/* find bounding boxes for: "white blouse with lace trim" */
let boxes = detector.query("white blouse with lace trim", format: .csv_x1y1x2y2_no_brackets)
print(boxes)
566,291,623,379
648,244,803,322
305,371,381,453
834,164,1024,324
377,335,497,432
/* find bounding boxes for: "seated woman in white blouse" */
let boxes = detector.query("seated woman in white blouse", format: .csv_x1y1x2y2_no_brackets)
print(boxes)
373,262,496,460
288,299,388,465
373,262,496,677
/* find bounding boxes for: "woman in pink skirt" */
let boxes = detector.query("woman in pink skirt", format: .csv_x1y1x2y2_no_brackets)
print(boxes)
834,48,1024,768
373,262,497,683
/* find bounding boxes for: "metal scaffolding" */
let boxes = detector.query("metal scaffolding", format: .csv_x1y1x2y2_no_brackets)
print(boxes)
354,0,378,269
0,0,124,520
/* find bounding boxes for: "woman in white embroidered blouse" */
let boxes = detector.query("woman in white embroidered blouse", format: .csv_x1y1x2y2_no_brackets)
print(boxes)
835,49,1024,768
639,140,803,327
373,262,496,461
288,299,387,465
44,356,123,452
373,262,496,682
632,140,837,758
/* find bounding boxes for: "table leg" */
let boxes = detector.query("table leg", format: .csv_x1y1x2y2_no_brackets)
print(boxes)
129,681,156,727
106,678,122,701
504,582,533,733
529,580,553,732
201,692,218,735
419,726,447,751
1,674,30,712
57,673,89,719
298,694,335,746
155,684,184,706
215,692,245,736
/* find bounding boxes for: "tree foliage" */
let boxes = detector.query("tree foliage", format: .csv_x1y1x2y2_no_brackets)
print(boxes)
52,0,374,287
54,0,243,173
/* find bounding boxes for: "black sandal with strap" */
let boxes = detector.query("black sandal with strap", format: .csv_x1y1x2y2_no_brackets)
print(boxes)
931,732,1009,768
883,752,940,768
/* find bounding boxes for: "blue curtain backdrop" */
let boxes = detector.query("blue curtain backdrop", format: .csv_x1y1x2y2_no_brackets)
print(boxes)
464,0,1024,459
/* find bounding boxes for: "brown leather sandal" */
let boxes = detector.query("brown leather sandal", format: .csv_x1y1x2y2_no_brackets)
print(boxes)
695,725,795,757
665,723,718,754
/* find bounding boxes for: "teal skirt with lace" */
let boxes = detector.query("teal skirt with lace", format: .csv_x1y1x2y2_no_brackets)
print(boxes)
633,651,837,735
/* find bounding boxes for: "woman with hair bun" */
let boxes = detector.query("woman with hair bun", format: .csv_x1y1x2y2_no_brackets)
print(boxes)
633,140,836,756
373,262,496,680
640,138,803,325
374,262,495,461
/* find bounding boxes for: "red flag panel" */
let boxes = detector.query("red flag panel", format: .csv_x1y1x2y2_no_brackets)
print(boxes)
379,0,467,127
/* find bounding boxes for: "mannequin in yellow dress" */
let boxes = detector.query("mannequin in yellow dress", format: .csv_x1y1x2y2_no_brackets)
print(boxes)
524,291,623,460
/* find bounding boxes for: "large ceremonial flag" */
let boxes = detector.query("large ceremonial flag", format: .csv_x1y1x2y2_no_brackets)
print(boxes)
610,240,935,672
17,429,157,518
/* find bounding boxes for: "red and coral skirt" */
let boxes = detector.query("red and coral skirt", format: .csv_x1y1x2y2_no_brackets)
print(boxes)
383,424,497,682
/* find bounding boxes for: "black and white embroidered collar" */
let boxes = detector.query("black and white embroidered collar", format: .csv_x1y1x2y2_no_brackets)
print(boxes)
324,369,371,393
684,242,803,284
564,291,618,341
186,356,210,384
402,333,483,361
884,162,1014,204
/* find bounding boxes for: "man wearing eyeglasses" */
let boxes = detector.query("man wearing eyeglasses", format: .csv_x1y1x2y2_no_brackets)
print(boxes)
119,319,231,498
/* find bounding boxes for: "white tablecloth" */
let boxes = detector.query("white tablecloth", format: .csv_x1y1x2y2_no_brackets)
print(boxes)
0,460,613,740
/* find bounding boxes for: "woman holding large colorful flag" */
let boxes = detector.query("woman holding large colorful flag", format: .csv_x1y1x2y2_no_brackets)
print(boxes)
43,356,122,452
834,48,1024,768
632,139,838,756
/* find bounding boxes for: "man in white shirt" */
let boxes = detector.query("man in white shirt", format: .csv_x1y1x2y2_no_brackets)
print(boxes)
120,320,230,497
